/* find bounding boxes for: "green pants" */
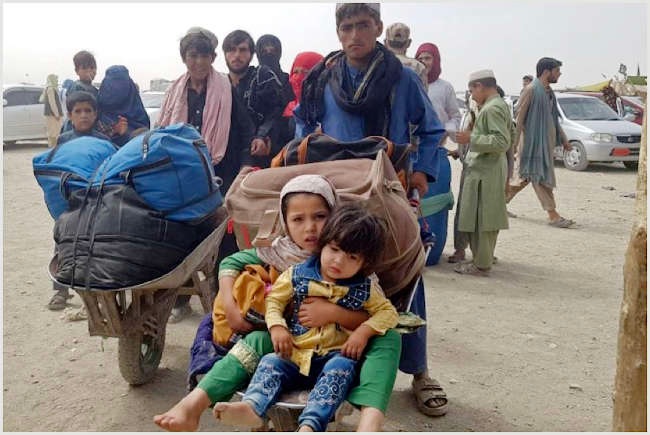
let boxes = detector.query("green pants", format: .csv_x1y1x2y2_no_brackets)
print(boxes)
197,329,402,413
469,229,499,269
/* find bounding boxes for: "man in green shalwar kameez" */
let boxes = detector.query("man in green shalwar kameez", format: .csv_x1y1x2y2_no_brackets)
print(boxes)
454,70,511,276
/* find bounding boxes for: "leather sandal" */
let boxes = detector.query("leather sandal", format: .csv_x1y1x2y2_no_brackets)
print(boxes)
412,377,448,417
47,290,72,311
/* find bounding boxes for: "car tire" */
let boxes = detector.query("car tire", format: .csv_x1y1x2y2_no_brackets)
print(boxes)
563,141,589,171
623,161,638,171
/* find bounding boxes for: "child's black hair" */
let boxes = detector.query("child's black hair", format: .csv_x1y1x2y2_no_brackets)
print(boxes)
317,204,386,276
180,32,216,61
65,91,97,113
73,50,96,70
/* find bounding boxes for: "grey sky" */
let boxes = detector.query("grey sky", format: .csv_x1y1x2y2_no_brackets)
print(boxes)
2,1,648,96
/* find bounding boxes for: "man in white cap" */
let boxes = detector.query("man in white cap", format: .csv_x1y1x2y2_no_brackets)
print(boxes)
454,69,512,276
384,22,427,85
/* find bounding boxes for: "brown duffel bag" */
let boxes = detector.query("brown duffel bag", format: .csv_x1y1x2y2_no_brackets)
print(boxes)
225,150,425,299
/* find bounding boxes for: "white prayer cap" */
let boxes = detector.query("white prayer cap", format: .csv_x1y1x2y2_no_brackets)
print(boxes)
468,69,496,83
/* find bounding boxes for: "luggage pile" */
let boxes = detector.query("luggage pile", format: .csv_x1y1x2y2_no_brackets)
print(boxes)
226,134,425,301
33,123,224,289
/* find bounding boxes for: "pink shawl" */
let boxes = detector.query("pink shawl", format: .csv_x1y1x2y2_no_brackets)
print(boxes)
157,67,232,164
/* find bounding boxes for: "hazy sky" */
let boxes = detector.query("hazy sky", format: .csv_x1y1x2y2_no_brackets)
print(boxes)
2,1,648,95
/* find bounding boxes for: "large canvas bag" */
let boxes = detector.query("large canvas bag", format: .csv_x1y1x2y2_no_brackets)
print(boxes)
225,151,425,298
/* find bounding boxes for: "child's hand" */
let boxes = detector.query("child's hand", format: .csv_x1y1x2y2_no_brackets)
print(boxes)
224,300,253,334
298,297,335,328
270,325,293,358
113,116,128,136
341,325,373,360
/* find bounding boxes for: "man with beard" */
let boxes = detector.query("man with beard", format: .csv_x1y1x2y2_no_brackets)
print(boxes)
506,57,575,228
223,30,293,167
294,2,448,426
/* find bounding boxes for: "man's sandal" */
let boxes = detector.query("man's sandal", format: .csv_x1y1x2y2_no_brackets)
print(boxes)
549,217,575,228
412,377,448,417
454,262,490,277
447,251,466,263
47,290,72,311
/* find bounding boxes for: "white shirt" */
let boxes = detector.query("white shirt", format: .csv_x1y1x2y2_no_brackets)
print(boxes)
426,78,462,134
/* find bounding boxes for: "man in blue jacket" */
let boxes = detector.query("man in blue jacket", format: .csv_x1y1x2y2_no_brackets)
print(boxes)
294,2,448,423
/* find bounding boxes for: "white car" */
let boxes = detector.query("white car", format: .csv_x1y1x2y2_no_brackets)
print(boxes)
554,93,641,171
140,91,165,127
3,84,47,144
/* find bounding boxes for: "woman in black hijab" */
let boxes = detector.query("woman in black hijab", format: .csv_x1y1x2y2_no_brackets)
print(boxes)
255,34,295,149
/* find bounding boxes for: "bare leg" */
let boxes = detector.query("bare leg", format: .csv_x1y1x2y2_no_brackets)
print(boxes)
213,401,263,428
153,387,211,431
298,425,315,432
547,209,561,221
356,406,384,432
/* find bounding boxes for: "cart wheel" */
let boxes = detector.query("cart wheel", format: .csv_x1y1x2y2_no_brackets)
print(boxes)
118,331,165,385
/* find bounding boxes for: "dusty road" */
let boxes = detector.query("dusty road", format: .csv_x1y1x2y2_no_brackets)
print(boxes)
2,142,638,431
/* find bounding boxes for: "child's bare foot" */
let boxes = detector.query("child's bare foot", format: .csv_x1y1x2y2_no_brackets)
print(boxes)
153,388,210,431
298,425,315,432
213,401,263,428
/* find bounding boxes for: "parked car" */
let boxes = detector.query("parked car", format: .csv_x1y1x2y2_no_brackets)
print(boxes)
618,95,645,126
554,93,641,171
3,84,47,145
140,91,165,126
558,90,645,126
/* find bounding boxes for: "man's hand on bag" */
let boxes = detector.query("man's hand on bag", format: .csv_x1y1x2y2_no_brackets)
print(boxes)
455,131,471,145
250,138,270,156
410,171,429,196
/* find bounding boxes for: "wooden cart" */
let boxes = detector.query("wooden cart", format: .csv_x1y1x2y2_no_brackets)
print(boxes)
48,208,228,385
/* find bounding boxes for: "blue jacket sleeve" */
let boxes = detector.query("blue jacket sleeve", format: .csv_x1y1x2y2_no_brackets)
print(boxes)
293,103,316,139
406,73,446,182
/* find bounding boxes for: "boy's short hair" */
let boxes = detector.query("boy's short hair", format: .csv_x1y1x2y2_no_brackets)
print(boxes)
180,27,218,60
523,74,533,81
536,57,562,77
317,204,386,276
335,3,381,27
66,91,97,113
73,50,96,70
222,30,255,55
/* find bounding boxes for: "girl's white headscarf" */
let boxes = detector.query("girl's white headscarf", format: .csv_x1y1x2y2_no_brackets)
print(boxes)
256,175,338,271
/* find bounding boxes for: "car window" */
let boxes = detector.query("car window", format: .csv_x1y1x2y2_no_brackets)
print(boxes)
141,93,164,108
558,98,619,121
4,90,28,106
24,89,43,105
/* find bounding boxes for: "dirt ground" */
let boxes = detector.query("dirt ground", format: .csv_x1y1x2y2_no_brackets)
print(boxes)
2,141,639,432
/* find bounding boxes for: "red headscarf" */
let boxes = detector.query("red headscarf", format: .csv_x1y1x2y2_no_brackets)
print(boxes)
415,43,441,84
283,51,324,117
